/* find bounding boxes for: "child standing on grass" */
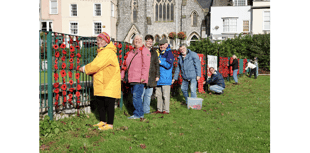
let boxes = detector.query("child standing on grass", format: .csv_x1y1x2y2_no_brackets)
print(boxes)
79,32,121,130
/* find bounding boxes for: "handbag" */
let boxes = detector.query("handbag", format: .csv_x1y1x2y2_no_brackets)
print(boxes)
124,52,138,83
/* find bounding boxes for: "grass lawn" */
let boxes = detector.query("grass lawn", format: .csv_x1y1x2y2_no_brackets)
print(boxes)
39,75,270,152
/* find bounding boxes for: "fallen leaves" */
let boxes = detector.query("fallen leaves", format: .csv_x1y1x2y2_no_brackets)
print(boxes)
140,144,146,149
40,144,50,150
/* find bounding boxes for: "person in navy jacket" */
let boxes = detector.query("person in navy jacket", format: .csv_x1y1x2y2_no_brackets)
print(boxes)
153,38,174,114
172,44,201,105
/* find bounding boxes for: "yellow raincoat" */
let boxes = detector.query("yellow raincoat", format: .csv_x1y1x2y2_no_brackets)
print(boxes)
85,42,121,98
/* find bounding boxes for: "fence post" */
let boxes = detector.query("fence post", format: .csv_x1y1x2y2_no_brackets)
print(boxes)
47,31,53,120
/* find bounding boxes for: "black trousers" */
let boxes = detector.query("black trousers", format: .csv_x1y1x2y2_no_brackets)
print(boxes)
249,67,257,78
95,96,115,125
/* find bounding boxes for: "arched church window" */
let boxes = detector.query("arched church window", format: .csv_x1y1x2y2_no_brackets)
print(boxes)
132,0,138,22
191,11,198,27
155,35,160,44
154,0,174,22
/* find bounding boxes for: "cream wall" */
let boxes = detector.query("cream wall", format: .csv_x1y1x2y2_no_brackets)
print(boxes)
41,0,62,32
252,1,270,34
110,0,117,40
61,0,112,37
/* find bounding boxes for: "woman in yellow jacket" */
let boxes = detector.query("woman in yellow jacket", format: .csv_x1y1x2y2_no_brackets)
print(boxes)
79,32,121,130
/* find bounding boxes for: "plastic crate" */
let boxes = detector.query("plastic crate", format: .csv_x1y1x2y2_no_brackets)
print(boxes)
187,97,203,110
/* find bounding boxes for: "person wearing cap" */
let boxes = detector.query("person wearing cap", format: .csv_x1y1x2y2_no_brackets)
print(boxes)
245,60,257,79
203,67,225,95
141,35,160,114
227,55,239,85
153,38,174,114
172,44,201,105
121,35,151,120
78,32,121,131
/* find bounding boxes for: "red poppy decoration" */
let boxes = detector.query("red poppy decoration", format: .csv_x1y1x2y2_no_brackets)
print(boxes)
60,70,66,78
76,45,80,50
60,44,66,49
69,80,73,85
119,50,122,54
53,82,59,88
119,55,122,58
77,84,81,90
77,79,80,84
62,50,67,55
55,94,59,100
75,73,80,79
70,46,75,52
70,53,75,58
68,71,72,78
55,59,58,65
69,58,73,63
61,84,67,91
76,91,80,97
68,94,73,99
63,96,67,103
55,51,60,58
118,43,122,49
53,44,59,50
69,63,73,70
77,58,80,63
69,88,74,92
62,91,66,96
114,42,117,46
125,45,128,49
61,56,66,61
54,64,58,70
139,47,143,51
54,73,59,80
54,88,59,94
76,65,80,70
62,63,66,69
76,53,81,58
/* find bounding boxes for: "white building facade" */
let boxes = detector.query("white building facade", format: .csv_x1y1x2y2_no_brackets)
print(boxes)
251,0,270,34
210,5,251,40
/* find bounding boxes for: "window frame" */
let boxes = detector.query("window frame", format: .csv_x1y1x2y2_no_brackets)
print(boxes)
93,21,103,36
41,21,53,31
243,20,249,32
49,0,58,14
222,17,238,33
131,0,138,23
70,4,78,17
69,21,79,35
191,11,198,27
263,11,270,31
94,3,102,17
233,0,247,6
154,0,174,22
111,3,115,17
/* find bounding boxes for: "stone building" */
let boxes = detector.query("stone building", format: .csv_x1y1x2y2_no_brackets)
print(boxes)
116,0,213,49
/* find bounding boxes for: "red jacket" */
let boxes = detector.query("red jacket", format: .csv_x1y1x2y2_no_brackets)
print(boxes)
121,47,151,84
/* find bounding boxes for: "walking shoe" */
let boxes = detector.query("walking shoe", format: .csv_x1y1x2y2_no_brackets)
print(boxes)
162,111,169,114
219,90,224,95
98,124,113,131
128,115,140,119
93,121,105,127
152,110,162,114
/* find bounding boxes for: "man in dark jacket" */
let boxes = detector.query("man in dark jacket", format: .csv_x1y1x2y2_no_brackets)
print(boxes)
172,44,201,105
141,35,160,114
203,67,225,95
154,38,174,114
228,55,239,84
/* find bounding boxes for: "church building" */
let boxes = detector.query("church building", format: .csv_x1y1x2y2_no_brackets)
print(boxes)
116,0,214,49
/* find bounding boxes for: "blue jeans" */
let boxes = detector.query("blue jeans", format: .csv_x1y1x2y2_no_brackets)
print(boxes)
181,78,197,104
233,69,238,83
141,87,153,114
131,84,145,117
209,85,224,93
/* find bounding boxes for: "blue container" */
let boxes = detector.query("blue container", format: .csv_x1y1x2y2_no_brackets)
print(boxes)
187,97,203,110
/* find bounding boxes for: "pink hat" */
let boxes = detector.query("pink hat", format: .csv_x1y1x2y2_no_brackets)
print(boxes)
97,32,110,44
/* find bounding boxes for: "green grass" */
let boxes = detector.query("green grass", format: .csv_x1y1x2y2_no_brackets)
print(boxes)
39,76,270,152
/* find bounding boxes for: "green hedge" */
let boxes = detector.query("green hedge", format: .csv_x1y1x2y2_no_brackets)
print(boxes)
188,34,270,71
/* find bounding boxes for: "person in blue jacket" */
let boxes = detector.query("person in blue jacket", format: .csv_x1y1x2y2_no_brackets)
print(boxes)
203,67,225,95
172,44,201,105
153,38,174,114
